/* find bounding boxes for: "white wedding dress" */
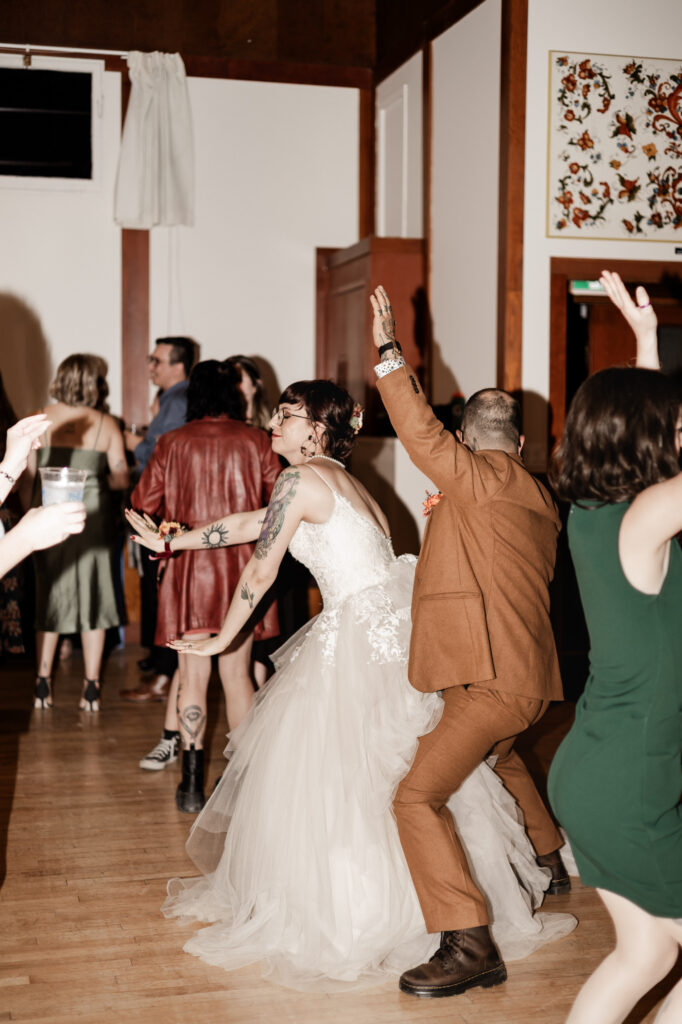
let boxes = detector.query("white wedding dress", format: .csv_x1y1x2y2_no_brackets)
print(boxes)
163,475,576,990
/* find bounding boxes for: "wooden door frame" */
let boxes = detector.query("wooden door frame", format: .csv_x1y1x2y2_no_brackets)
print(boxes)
549,256,681,448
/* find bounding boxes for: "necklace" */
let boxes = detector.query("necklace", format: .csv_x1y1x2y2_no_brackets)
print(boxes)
309,454,345,469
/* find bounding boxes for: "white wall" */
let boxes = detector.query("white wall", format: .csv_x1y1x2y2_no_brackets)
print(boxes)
524,0,682,464
0,61,122,416
0,68,358,422
430,0,502,403
149,77,359,396
376,52,423,238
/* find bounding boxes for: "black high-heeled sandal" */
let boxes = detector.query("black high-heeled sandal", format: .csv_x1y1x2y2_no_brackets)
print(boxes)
34,676,53,709
79,678,101,713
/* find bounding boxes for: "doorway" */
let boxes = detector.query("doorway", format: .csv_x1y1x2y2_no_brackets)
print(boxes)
549,256,682,449
549,257,682,699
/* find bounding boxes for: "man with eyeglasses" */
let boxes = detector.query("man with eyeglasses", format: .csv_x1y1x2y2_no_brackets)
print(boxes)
124,337,196,471
121,337,196,704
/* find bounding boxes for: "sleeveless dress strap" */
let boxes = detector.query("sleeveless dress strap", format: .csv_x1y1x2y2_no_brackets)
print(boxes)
305,462,338,496
91,412,105,450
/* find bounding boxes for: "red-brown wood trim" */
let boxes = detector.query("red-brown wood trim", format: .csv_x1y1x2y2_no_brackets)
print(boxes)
496,0,527,392
121,231,150,427
422,40,433,401
549,265,569,453
0,47,369,88
182,55,371,89
358,88,376,239
315,248,335,377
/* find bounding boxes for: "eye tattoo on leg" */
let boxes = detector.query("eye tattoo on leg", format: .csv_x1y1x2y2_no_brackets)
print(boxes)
255,470,300,560
241,582,256,608
201,522,229,548
179,705,205,741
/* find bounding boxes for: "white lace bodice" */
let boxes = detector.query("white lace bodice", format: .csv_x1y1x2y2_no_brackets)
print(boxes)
288,489,396,610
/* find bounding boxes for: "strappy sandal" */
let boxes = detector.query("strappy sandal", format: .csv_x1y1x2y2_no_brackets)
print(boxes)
33,675,53,709
79,678,101,712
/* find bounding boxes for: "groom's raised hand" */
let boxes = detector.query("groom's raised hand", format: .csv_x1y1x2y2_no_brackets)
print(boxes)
370,285,400,358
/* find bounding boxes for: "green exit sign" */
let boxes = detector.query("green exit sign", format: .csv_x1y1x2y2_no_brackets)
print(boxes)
569,280,606,296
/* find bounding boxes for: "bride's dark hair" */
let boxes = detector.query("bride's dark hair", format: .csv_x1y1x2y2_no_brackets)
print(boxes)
278,379,356,462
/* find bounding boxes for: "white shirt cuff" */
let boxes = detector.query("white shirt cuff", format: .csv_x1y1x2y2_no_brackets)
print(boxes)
374,355,405,378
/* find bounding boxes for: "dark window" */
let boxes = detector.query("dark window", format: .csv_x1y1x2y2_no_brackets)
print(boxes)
0,67,92,179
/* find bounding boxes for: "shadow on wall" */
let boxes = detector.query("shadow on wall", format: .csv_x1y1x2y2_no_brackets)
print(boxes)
350,436,421,558
515,388,553,475
429,333,462,406
0,293,52,415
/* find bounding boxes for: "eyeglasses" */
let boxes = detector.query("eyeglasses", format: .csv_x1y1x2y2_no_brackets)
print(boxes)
147,355,171,367
271,407,310,425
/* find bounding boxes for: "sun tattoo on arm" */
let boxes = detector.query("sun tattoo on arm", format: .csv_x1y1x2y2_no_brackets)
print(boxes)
202,521,229,548
254,470,300,560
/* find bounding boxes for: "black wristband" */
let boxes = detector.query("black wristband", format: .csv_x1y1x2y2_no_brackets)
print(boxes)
378,341,400,357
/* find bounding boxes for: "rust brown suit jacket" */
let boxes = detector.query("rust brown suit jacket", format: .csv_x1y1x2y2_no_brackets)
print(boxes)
377,363,563,702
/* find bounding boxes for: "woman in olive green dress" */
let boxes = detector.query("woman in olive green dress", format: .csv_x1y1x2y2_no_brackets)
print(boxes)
26,355,129,711
548,271,682,1024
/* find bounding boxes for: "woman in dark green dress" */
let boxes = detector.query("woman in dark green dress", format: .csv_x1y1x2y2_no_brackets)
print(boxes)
27,355,129,711
548,271,682,1024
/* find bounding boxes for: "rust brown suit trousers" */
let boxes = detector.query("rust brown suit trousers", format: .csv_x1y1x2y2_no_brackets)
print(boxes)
377,363,564,933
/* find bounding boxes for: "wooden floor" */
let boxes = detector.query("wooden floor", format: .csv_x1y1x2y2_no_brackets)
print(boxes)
0,644,679,1024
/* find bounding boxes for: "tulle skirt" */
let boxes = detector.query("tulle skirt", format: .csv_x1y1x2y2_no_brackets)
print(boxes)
163,557,575,990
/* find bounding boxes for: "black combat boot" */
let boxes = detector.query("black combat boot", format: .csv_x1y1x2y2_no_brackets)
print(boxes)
175,746,205,814
399,925,507,997
536,848,571,894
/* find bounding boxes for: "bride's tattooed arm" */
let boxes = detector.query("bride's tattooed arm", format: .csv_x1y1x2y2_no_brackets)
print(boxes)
255,470,300,560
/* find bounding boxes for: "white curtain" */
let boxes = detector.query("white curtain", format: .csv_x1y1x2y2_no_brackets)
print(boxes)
114,52,194,228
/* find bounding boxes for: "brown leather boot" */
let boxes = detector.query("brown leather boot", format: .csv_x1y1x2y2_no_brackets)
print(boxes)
399,926,506,998
536,849,571,895
119,674,171,703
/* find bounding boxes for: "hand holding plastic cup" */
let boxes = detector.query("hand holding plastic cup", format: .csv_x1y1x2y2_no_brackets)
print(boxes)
39,467,89,506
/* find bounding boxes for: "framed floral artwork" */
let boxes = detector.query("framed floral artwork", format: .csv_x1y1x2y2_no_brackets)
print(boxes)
547,50,682,239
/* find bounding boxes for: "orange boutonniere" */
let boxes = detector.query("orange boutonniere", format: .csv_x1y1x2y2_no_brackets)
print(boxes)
422,491,443,517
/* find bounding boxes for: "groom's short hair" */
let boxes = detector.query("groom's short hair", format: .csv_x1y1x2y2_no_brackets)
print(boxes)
460,389,521,452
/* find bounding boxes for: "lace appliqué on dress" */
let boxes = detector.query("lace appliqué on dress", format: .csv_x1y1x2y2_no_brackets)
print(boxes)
352,589,408,664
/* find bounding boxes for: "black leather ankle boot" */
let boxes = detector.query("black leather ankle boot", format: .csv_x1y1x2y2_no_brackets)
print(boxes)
399,925,507,997
176,746,205,814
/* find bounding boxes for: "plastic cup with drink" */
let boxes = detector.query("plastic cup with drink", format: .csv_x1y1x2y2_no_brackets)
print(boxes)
39,467,89,506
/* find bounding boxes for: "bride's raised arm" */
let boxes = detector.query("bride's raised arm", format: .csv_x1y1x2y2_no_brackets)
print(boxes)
167,466,311,657
125,506,267,554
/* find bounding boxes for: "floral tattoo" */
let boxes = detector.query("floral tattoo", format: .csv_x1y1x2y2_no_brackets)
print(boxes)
240,582,256,608
202,521,229,548
255,470,300,560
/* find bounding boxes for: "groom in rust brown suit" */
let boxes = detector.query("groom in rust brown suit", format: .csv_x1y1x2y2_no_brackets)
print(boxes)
370,286,569,998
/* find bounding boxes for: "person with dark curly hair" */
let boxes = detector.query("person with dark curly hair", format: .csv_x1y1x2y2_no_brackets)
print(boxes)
547,271,682,1024
126,375,574,990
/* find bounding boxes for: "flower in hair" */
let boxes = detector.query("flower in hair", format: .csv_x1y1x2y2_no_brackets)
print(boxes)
349,403,364,435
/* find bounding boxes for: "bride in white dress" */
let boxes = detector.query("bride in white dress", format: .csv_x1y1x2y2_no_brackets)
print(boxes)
127,378,575,992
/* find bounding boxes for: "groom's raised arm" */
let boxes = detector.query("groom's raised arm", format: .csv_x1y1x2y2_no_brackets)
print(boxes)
369,287,506,501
